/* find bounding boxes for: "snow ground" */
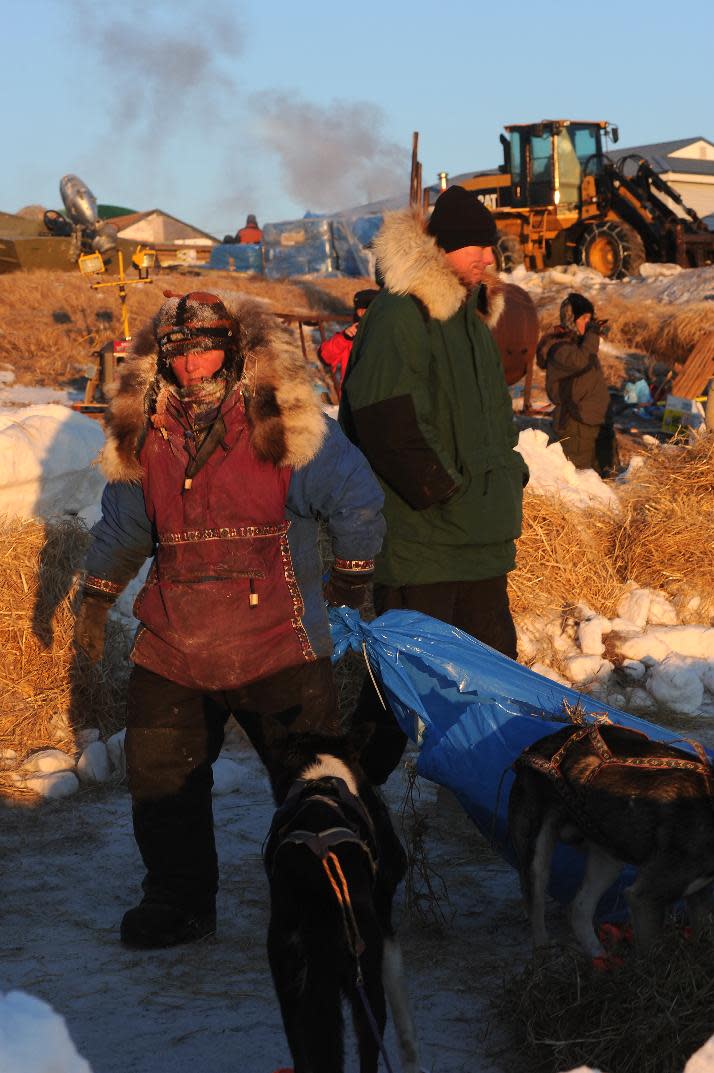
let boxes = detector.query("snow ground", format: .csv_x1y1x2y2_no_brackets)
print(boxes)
0,734,523,1073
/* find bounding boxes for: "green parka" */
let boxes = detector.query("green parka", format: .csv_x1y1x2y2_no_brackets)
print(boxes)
339,208,528,587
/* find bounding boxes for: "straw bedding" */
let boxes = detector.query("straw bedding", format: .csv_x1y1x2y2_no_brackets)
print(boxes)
612,435,714,616
494,931,714,1073
512,433,714,622
0,517,131,797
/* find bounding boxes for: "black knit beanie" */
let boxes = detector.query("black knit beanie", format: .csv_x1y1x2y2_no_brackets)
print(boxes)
560,292,595,329
352,288,379,313
427,185,498,252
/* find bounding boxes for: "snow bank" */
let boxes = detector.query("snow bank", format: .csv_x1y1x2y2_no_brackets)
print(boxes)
0,990,92,1073
0,405,105,520
517,586,714,718
15,732,239,799
516,428,620,511
506,260,714,305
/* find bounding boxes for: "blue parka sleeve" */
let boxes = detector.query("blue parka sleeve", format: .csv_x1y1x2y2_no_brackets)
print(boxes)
286,416,385,562
85,481,155,590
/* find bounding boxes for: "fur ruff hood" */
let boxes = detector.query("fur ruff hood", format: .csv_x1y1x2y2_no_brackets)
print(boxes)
100,296,326,482
374,208,505,325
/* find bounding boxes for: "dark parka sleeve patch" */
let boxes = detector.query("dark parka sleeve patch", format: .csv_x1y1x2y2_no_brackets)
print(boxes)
339,295,462,510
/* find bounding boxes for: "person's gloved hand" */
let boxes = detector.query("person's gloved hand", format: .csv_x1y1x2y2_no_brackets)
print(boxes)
75,592,113,663
323,570,374,615
589,317,610,337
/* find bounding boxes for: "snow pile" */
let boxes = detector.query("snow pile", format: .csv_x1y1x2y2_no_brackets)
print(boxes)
507,262,616,295
0,990,92,1073
517,586,714,717
516,428,620,511
618,263,714,304
11,730,241,801
0,384,77,408
506,260,714,305
0,405,105,520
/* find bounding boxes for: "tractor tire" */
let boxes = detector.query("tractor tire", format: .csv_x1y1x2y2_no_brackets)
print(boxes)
494,231,524,273
577,221,645,279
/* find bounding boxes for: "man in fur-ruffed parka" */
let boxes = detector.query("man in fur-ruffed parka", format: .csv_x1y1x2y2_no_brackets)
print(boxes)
339,186,528,784
75,290,385,949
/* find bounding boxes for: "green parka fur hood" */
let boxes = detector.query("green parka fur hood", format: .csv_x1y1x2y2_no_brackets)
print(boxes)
339,208,527,587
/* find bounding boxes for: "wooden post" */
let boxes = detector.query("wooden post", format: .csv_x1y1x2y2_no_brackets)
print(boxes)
409,132,420,208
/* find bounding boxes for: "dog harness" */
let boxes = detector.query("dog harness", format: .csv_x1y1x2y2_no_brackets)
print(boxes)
263,775,378,877
515,723,714,840
263,774,397,1073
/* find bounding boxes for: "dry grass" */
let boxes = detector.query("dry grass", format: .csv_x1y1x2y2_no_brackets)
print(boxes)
512,494,624,619
0,517,131,797
601,295,714,365
0,269,367,386
399,760,451,927
612,434,714,616
512,434,714,622
494,931,714,1073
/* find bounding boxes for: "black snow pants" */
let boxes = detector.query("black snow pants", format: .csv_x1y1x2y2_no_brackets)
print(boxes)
353,575,518,785
125,658,339,914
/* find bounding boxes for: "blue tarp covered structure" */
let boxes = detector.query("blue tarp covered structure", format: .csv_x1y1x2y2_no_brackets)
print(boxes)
206,243,263,272
330,608,710,917
202,212,383,278
262,216,378,278
206,244,264,274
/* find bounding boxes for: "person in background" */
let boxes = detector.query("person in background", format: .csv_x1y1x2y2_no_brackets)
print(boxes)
318,289,379,398
236,214,263,243
74,290,384,950
536,292,611,471
339,186,528,785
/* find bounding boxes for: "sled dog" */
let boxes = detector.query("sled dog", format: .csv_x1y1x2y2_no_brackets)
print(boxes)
263,724,420,1073
508,722,714,954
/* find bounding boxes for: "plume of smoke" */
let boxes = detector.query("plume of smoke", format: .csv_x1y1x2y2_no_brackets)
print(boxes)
75,1,244,146
253,92,407,212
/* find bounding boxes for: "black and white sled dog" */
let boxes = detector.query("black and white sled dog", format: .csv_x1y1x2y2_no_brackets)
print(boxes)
263,723,420,1073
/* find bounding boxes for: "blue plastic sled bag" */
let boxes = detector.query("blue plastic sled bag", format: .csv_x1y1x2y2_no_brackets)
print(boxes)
330,607,712,917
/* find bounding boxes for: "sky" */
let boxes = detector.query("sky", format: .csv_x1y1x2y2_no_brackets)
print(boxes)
3,0,714,237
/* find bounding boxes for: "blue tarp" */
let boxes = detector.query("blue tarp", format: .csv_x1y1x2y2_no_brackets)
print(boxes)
204,214,382,277
263,218,335,277
205,243,263,273
259,214,381,278
330,608,710,916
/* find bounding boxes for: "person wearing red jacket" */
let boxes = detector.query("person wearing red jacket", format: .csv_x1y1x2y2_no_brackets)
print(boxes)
236,214,263,243
318,289,378,397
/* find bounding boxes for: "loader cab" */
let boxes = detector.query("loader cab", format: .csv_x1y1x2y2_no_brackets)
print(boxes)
503,121,612,210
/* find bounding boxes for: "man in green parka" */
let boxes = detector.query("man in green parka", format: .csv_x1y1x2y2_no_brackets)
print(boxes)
339,185,528,783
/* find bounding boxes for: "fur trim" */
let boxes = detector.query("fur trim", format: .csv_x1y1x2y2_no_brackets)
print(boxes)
374,208,506,326
100,296,325,481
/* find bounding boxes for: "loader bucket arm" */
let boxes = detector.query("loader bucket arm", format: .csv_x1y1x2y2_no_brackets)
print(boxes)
617,154,703,227
595,155,714,268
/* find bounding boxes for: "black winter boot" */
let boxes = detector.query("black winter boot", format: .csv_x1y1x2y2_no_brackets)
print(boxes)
120,901,216,949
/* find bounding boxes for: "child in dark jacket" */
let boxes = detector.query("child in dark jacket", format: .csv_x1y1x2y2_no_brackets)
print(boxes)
536,291,611,471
